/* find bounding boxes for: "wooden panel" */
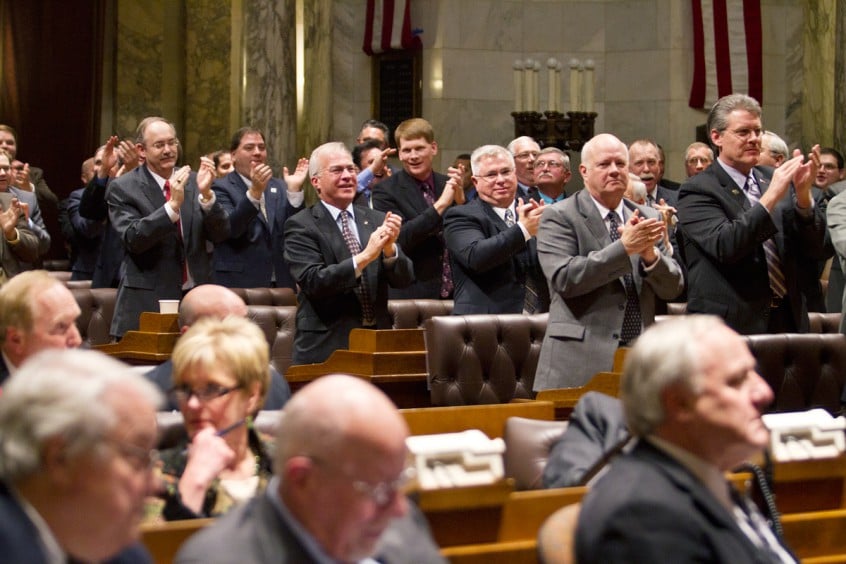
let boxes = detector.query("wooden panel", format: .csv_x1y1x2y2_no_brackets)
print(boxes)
402,401,554,438
498,487,587,541
348,328,425,352
782,509,846,560
440,540,538,564
535,372,621,419
141,518,213,564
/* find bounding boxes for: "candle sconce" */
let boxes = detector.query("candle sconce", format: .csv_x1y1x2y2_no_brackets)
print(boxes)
512,111,598,151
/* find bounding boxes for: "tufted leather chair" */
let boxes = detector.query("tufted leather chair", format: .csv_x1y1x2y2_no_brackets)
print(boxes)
387,299,453,329
230,287,297,306
744,333,846,415
71,287,117,346
807,312,842,334
425,313,548,405
504,416,568,490
246,305,297,376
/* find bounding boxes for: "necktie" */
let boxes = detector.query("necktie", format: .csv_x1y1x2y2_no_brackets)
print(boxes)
339,210,375,325
259,194,268,221
419,180,453,298
163,180,187,285
728,485,794,563
505,208,542,314
607,211,642,343
744,176,787,298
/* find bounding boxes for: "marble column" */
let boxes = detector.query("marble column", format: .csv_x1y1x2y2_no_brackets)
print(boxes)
800,0,837,148
835,0,846,153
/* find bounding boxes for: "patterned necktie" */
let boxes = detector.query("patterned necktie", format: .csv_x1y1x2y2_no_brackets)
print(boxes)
505,207,541,314
339,210,375,324
743,176,787,298
607,211,642,344
419,180,453,297
728,484,793,563
163,180,187,285
259,194,268,221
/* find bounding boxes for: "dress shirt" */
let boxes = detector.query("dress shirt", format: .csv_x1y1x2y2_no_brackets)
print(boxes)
589,196,660,271
716,159,813,218
320,200,363,275
491,202,530,240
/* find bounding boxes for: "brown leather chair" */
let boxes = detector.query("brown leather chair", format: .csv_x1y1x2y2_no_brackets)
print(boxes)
71,287,117,346
230,287,297,306
387,299,453,329
538,503,582,564
504,416,568,490
744,333,846,414
808,312,842,334
246,305,297,376
424,313,548,405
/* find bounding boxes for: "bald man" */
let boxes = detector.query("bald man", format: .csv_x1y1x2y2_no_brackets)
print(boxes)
176,375,444,564
145,284,290,410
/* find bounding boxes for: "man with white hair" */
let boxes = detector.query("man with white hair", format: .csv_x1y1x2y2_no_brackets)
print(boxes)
507,136,541,199
759,131,790,168
534,133,683,390
576,315,796,563
0,348,162,562
176,374,444,563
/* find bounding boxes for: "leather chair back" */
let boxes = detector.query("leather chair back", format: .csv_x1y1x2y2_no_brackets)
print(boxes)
387,299,453,329
246,305,297,376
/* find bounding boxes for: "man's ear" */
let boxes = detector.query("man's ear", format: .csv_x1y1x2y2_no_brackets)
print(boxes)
4,326,24,354
42,437,76,488
662,384,695,423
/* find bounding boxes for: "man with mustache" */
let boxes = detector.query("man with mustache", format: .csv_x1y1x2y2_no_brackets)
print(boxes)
532,147,570,204
629,139,677,207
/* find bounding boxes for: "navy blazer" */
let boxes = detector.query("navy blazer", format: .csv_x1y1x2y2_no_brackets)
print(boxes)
65,188,105,280
372,169,450,299
444,197,548,314
677,163,827,334
211,172,302,289
79,176,124,288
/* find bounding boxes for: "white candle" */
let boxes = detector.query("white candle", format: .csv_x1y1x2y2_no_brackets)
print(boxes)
547,58,558,112
513,60,524,112
584,59,595,113
569,58,581,112
532,60,541,112
556,61,563,113
524,58,534,112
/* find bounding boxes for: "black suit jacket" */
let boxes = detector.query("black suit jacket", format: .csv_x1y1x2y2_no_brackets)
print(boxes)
283,202,414,364
65,188,105,280
0,481,151,564
372,169,450,298
444,197,548,314
576,440,788,563
80,176,124,288
211,172,301,289
677,162,826,334
107,166,230,337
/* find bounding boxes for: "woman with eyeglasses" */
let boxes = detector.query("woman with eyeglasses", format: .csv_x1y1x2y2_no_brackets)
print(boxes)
146,315,273,522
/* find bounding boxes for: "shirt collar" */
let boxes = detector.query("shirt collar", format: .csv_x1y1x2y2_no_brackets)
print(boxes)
716,158,753,191
320,199,354,222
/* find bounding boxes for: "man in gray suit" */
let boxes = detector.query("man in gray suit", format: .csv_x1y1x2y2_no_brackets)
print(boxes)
107,117,229,338
534,133,684,390
176,374,444,564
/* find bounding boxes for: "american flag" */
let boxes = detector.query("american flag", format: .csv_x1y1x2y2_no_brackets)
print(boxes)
689,0,763,108
362,0,422,56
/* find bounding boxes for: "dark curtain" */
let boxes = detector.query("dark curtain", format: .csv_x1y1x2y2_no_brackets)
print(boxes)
0,0,105,260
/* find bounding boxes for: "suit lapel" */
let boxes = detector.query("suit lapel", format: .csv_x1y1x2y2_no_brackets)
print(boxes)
479,199,509,233
313,203,348,262
576,189,612,247
399,171,429,213
711,162,751,212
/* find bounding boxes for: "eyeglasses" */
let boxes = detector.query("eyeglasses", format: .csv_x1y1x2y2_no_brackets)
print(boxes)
309,457,416,507
476,168,515,183
513,151,539,161
322,165,357,176
108,440,160,472
170,383,241,404
534,161,566,170
147,139,180,151
820,163,841,171
725,128,763,140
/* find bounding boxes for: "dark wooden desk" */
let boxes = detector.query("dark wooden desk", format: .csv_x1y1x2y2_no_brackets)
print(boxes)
94,312,179,365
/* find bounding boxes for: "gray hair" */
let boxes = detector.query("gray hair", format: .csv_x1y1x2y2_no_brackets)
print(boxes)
470,145,515,175
308,142,351,179
537,147,570,170
622,315,727,436
707,93,761,134
0,349,162,482
761,131,789,161
507,136,539,155
685,142,714,162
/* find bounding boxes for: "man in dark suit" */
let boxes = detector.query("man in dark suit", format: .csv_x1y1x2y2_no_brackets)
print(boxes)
64,154,106,281
534,133,684,390
677,94,826,334
576,316,795,563
107,117,229,338
507,135,541,200
145,284,290,410
0,349,159,563
444,144,548,315
176,374,444,564
211,127,307,289
629,139,678,207
284,142,413,365
372,118,462,299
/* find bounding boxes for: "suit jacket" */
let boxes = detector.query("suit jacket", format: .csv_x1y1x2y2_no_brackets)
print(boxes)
146,358,292,411
824,191,846,332
543,392,628,488
534,190,684,390
575,440,788,563
0,481,151,564
107,166,230,337
651,184,678,207
443,197,548,314
0,356,9,386
80,177,124,288
175,490,444,564
372,169,450,299
64,188,105,280
8,186,50,256
0,192,40,280
283,202,414,365
211,172,302,289
677,163,827,334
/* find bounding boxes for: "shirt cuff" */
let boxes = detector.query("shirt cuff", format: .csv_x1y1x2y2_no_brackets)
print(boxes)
198,191,216,210
287,190,305,207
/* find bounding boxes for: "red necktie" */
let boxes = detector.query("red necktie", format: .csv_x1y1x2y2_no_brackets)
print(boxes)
163,180,187,285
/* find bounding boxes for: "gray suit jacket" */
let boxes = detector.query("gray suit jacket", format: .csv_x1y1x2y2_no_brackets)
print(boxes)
107,166,229,337
8,187,50,256
824,191,846,332
175,491,445,564
0,192,40,280
534,190,684,390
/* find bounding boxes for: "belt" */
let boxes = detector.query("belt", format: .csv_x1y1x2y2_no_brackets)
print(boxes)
770,295,784,309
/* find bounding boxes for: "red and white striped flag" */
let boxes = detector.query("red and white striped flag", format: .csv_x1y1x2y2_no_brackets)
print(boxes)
363,0,422,56
689,0,762,109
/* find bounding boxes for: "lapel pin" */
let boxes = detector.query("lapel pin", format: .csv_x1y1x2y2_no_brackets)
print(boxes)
270,187,277,193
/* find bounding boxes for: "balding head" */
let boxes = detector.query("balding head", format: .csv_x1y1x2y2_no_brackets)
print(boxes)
177,284,248,329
